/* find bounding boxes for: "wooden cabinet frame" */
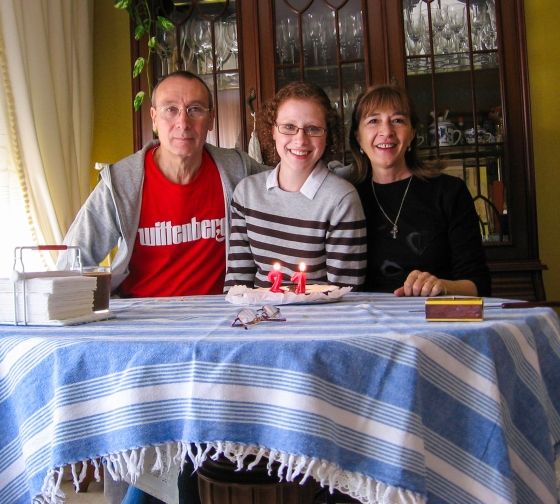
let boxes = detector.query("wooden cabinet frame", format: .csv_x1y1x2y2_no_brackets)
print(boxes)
131,0,545,300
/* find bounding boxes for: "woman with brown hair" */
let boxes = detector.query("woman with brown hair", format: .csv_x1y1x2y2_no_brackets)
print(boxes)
350,84,490,297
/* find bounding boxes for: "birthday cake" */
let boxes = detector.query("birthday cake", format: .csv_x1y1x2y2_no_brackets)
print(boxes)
225,284,352,306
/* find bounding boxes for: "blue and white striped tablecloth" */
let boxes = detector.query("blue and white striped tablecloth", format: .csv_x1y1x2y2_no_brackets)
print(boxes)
0,293,559,503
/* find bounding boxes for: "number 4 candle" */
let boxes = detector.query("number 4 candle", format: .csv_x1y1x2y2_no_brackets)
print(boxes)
291,262,307,294
267,262,284,292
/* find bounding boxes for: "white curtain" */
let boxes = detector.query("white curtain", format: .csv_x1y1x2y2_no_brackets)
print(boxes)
0,0,93,275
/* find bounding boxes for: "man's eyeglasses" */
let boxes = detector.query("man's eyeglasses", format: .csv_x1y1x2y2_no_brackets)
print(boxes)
275,123,327,137
232,305,286,329
157,105,211,121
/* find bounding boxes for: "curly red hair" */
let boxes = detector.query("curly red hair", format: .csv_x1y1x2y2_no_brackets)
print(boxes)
256,82,343,166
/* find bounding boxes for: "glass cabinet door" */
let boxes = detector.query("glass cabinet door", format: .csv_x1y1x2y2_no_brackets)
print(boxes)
272,0,367,161
402,0,507,244
153,0,242,149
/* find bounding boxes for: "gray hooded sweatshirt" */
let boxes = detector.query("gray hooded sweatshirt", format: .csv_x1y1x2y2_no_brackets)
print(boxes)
58,141,264,290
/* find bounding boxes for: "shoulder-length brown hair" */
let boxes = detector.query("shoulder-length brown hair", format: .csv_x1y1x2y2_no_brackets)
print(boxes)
349,84,441,182
256,81,343,166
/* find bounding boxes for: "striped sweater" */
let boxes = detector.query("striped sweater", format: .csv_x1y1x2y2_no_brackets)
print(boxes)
225,162,367,290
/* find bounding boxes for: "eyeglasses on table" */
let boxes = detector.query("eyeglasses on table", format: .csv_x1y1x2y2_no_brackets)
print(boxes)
232,305,286,329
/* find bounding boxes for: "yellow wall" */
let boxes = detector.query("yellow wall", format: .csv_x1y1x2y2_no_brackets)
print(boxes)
525,1,560,301
91,0,133,176
92,0,560,300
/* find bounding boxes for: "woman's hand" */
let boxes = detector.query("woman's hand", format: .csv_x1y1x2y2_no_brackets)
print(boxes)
394,272,479,297
394,270,447,297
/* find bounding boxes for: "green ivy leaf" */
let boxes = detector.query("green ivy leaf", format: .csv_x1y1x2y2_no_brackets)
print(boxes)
157,16,175,32
134,91,145,112
147,36,157,50
132,57,145,78
113,0,131,10
134,23,147,40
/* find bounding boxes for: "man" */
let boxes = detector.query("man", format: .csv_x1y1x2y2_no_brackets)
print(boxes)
58,70,263,503
59,70,262,298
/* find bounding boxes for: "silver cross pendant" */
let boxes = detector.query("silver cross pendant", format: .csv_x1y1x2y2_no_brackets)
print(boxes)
391,225,398,239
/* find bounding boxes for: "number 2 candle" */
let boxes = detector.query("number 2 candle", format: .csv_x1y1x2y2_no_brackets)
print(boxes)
267,262,284,292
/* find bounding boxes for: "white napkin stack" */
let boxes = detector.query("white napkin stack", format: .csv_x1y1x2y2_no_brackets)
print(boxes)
0,273,97,324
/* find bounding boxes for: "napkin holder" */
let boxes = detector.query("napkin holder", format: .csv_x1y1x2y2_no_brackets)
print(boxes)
425,297,484,322
11,245,82,325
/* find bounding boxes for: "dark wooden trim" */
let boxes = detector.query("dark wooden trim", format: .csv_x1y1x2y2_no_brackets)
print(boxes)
384,0,406,86
488,260,547,272
256,1,275,101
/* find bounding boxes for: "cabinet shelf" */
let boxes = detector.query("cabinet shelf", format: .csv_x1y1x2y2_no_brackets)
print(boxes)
418,143,504,159
406,54,499,75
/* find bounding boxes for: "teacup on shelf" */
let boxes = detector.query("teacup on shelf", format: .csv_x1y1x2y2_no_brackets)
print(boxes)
464,127,495,144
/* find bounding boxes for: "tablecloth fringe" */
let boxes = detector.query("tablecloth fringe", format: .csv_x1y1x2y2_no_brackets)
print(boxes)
40,441,426,504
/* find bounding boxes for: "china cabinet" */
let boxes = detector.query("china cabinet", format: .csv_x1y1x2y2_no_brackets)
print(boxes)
131,0,545,300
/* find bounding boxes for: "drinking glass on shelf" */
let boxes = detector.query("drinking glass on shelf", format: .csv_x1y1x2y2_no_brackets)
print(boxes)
405,8,425,57
339,15,354,59
448,5,467,55
431,5,447,36
223,16,238,69
318,12,334,67
180,23,195,72
470,3,486,51
276,23,285,63
441,25,455,56
155,28,176,76
192,20,213,74
351,13,364,59
215,21,231,71
339,13,363,60
305,12,321,66
279,17,297,65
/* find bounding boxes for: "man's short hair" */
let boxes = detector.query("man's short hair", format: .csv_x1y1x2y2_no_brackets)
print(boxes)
151,71,213,110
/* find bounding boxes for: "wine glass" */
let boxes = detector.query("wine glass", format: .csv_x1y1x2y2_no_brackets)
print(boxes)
214,21,231,71
405,9,425,58
192,20,213,74
431,5,447,35
223,16,238,68
352,13,364,59
340,14,359,59
180,22,195,71
305,12,321,66
318,10,336,67
279,17,297,65
155,28,176,76
470,3,486,51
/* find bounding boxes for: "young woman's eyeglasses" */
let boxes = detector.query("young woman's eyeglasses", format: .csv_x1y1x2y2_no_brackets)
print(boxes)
232,305,286,329
157,105,211,121
275,123,327,137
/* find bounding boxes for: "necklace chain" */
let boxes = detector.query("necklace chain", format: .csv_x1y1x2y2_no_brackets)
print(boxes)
371,176,412,239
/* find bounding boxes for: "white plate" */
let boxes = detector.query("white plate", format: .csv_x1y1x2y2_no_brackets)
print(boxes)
225,285,352,306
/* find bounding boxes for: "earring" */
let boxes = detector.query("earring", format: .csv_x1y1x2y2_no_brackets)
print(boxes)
407,145,411,152
359,148,364,154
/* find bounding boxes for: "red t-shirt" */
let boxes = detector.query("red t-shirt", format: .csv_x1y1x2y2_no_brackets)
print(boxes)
119,148,226,297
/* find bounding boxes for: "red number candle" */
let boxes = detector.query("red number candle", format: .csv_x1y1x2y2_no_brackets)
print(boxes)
267,262,284,292
291,262,307,294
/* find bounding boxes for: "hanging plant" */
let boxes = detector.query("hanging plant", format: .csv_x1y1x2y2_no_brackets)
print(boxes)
114,0,174,111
